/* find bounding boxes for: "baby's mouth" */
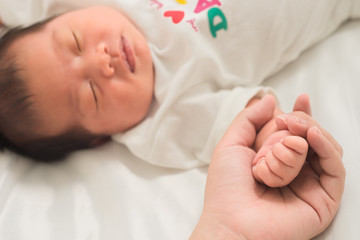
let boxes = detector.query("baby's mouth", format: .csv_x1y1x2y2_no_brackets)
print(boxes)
121,36,136,73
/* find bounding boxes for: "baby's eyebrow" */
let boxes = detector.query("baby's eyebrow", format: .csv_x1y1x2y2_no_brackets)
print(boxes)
51,28,62,62
51,27,71,63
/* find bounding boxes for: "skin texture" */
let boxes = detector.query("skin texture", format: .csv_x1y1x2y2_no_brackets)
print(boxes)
9,6,154,139
252,94,311,187
253,129,308,187
190,95,345,240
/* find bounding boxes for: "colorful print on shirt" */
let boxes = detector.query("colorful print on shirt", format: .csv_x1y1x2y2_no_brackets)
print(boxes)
149,0,228,38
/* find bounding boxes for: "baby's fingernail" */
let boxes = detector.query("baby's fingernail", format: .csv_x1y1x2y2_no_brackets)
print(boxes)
277,114,289,120
276,115,287,126
276,114,286,120
259,157,266,166
291,116,307,125
312,126,322,135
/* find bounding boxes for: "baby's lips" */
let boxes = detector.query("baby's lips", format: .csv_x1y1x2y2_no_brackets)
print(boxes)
121,36,136,73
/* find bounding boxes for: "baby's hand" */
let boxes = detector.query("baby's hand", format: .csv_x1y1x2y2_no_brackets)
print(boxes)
252,130,308,187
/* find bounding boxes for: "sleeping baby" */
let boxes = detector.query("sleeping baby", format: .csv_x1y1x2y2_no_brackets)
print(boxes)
0,1,358,187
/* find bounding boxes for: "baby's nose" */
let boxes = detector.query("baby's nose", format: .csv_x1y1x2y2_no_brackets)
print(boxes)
94,42,115,77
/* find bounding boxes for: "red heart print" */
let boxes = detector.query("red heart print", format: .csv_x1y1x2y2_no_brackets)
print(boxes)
164,10,185,24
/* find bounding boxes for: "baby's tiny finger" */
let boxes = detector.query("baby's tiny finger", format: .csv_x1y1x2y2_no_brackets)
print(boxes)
252,157,283,188
275,114,308,137
282,135,308,155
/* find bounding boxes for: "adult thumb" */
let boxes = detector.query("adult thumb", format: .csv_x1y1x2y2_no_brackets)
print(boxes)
216,95,276,150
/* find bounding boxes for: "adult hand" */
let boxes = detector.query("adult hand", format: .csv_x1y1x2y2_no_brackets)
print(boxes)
190,95,345,240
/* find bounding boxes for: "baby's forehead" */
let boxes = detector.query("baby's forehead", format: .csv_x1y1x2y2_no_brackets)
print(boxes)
8,16,57,49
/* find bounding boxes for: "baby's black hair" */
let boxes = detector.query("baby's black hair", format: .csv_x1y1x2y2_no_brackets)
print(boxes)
0,17,109,162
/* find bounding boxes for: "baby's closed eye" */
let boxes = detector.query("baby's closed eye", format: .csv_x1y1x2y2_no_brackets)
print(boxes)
72,31,82,53
89,81,98,110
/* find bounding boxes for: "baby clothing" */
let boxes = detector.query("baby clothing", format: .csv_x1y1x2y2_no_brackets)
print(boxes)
112,0,359,168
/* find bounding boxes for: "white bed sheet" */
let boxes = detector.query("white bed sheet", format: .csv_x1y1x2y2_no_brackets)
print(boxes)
0,15,360,240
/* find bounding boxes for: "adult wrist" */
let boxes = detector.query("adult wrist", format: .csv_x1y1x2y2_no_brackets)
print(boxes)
189,213,246,240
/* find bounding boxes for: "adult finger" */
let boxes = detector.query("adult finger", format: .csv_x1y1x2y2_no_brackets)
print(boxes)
307,126,346,203
293,94,312,116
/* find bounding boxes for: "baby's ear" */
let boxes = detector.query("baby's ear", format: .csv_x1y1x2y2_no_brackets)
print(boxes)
293,94,312,116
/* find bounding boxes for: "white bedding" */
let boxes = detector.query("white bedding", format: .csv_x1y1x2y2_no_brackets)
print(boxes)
1,1,360,240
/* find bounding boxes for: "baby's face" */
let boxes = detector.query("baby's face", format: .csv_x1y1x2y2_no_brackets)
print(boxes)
12,6,154,138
